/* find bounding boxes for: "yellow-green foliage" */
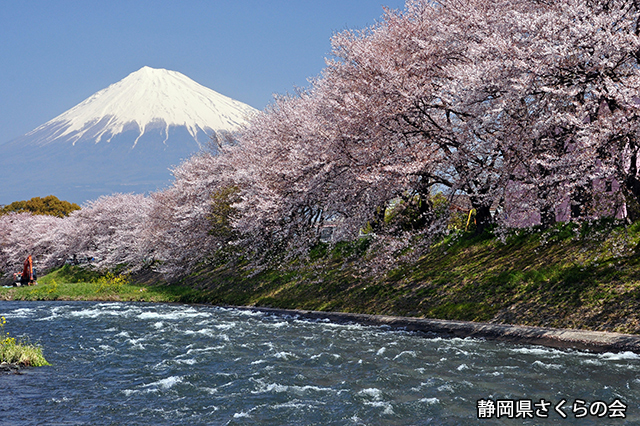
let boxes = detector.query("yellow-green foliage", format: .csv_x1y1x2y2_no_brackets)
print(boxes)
0,195,80,218
95,272,130,294
27,279,60,299
209,185,240,240
0,316,16,346
449,208,476,232
0,316,49,367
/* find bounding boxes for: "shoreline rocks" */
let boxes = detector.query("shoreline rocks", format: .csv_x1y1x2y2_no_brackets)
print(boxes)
0,362,22,374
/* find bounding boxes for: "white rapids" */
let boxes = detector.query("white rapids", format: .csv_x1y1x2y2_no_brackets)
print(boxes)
0,301,638,425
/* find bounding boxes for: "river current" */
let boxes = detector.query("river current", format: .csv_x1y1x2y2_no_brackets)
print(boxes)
0,301,639,425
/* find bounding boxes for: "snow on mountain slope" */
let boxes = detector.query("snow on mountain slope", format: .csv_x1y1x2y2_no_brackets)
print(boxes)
0,66,258,205
27,66,257,148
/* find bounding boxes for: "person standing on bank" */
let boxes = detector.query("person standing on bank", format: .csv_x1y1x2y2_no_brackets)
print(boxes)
20,255,34,286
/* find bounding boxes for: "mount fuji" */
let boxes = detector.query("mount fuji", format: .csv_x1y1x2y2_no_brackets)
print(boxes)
0,66,257,205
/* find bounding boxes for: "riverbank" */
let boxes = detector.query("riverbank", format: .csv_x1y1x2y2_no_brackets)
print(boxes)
1,295,640,354
0,266,204,303
228,305,640,353
179,220,640,335
2,220,640,344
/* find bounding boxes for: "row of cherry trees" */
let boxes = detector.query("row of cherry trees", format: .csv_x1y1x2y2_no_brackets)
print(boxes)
229,0,640,245
2,0,640,278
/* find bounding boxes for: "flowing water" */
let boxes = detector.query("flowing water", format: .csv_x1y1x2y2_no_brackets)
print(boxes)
0,301,639,425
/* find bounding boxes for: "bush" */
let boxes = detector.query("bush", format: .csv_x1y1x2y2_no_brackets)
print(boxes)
94,272,130,294
0,195,80,218
0,316,49,367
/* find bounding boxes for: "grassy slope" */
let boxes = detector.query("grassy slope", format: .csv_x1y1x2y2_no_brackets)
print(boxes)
2,219,640,334
181,220,640,334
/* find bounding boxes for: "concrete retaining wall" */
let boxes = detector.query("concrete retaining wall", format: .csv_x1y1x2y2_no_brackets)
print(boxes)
227,306,640,353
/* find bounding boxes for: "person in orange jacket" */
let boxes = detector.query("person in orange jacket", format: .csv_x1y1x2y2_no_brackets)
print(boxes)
20,255,34,286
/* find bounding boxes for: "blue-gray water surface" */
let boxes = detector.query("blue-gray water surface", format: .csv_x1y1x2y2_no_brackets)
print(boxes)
0,301,639,425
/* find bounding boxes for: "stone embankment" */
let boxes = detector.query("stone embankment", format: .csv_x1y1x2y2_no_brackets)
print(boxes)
230,306,640,353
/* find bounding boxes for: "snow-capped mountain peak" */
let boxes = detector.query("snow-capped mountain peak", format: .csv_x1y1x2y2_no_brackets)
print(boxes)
0,66,258,205
28,66,257,147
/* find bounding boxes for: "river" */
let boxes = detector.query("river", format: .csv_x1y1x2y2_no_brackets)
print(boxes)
0,301,638,425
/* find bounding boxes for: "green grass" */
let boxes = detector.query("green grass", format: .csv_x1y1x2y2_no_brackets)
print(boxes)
0,316,49,367
0,265,207,303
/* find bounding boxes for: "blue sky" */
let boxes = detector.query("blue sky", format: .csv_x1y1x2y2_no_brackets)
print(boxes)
0,0,407,144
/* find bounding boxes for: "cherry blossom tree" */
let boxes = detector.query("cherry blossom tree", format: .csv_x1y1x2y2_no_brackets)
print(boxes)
145,150,241,276
317,0,640,231
475,0,640,225
315,0,513,234
42,193,154,273
0,212,63,278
